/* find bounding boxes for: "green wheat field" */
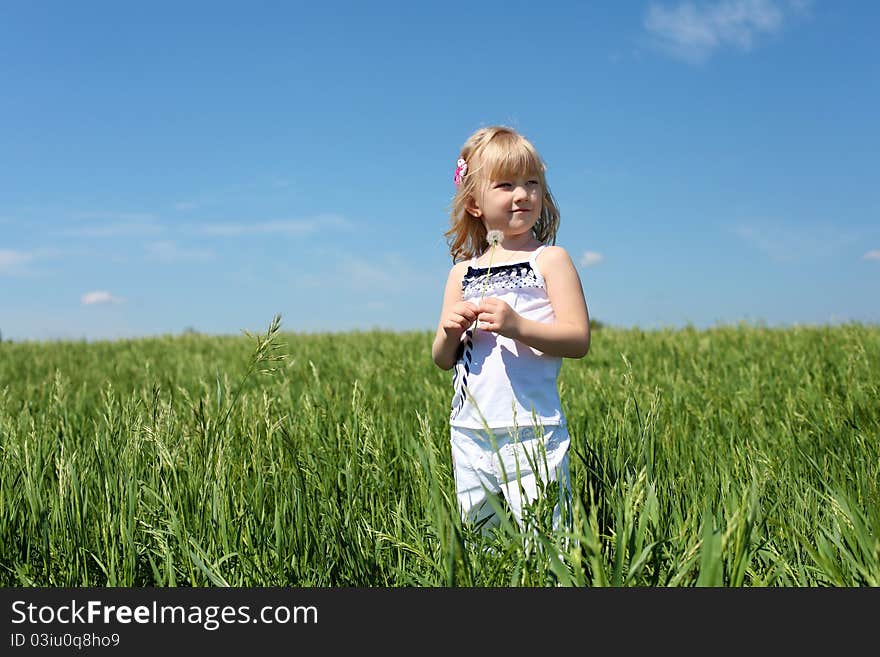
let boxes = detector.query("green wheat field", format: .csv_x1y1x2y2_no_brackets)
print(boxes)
1,316,878,587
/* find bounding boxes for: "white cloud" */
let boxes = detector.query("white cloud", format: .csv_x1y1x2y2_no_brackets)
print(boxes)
787,0,813,13
81,291,124,306
336,252,430,292
643,0,810,63
581,251,605,267
72,211,157,222
733,221,862,262
199,214,351,236
59,212,164,238
0,248,62,275
145,240,214,263
339,257,398,288
0,249,34,272
863,250,880,261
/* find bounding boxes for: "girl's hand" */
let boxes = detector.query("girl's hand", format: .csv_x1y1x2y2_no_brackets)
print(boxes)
476,298,521,338
442,301,478,336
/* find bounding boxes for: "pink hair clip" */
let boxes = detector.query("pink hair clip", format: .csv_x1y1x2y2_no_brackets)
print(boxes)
453,158,468,186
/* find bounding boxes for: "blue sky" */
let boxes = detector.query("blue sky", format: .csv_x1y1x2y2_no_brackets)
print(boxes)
1,0,878,341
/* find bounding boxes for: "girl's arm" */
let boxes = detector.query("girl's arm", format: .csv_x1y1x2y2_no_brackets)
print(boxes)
432,261,477,370
475,246,590,359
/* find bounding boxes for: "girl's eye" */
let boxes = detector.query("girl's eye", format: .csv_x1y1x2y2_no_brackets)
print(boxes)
494,181,538,188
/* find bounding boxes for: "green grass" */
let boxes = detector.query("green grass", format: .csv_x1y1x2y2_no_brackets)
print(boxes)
1,318,878,586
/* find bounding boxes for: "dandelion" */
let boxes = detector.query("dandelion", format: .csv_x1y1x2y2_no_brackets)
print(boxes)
477,230,505,329
486,229,504,248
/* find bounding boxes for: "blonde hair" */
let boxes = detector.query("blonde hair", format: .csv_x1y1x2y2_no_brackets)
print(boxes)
445,126,560,263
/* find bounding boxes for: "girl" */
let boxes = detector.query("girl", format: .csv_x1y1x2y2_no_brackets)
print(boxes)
432,125,591,535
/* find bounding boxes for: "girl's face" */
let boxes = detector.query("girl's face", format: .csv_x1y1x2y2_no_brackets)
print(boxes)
470,173,542,240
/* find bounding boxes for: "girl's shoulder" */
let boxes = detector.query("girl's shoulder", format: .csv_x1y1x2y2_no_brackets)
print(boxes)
535,245,576,275
445,259,471,285
536,244,572,261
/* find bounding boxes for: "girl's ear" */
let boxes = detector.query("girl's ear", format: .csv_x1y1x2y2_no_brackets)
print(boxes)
465,196,482,218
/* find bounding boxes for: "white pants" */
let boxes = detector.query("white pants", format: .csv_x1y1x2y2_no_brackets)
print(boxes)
450,424,571,534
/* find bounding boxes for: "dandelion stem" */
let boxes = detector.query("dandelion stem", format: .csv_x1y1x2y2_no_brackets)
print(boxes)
477,230,504,330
